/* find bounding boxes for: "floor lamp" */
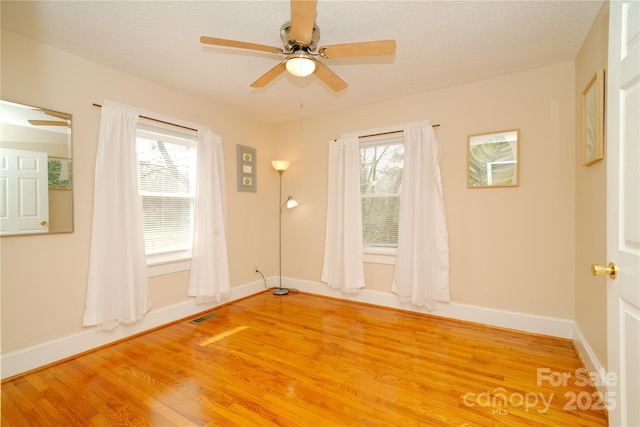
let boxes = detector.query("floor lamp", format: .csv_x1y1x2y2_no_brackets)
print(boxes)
272,160,298,295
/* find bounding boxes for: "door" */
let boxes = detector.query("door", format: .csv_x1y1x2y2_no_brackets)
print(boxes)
0,148,49,235
606,1,640,425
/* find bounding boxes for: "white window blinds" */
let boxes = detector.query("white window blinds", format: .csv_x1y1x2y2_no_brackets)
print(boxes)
136,126,197,261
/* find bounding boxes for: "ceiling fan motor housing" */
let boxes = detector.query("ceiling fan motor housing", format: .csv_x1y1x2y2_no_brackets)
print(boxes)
280,22,320,52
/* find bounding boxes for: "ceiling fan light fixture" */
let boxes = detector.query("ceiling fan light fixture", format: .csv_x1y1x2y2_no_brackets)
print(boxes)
285,53,316,77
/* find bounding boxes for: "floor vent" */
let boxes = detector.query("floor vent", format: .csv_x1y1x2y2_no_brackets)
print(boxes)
189,313,218,325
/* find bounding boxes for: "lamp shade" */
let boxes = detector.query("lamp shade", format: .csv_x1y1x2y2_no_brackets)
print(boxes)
285,55,316,77
286,196,298,209
272,160,290,171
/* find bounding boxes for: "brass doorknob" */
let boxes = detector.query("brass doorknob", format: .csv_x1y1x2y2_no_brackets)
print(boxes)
40,220,48,226
591,262,617,279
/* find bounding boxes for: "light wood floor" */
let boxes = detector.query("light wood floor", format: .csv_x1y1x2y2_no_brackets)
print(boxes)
2,291,608,426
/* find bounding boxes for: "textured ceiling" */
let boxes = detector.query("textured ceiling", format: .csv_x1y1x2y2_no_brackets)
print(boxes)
1,1,603,124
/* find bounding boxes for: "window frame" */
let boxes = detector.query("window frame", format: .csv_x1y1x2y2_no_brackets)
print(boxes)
359,134,404,259
135,123,198,274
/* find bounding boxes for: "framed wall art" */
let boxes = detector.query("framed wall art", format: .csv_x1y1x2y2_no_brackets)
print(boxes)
468,129,520,188
582,69,605,166
237,145,256,192
48,156,72,189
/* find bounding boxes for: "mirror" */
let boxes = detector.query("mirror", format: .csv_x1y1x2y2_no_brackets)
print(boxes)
0,100,73,235
468,129,519,188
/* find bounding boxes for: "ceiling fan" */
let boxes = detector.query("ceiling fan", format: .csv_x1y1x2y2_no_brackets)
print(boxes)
28,109,70,127
200,0,396,91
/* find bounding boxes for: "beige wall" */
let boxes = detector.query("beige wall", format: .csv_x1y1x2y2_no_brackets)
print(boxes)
0,30,279,353
574,2,609,367
274,61,577,319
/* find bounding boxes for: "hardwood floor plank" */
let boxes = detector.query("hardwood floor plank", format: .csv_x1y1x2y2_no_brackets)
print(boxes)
80,351,204,426
1,382,33,426
55,360,156,426
69,355,175,426
2,292,607,426
3,378,37,413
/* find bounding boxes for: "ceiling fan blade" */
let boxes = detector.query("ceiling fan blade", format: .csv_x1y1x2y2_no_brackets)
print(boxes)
200,36,283,54
320,40,396,59
38,109,71,120
314,62,348,92
28,120,69,127
290,0,317,44
250,62,287,88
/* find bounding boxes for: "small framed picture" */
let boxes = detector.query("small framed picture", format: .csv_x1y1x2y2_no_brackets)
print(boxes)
237,145,256,192
468,129,520,188
582,69,605,166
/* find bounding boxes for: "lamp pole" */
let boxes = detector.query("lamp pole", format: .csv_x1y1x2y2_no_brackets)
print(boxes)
274,169,289,295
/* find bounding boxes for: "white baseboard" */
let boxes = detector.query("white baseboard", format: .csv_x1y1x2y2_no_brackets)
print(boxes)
1,280,266,380
2,276,603,383
571,323,607,395
287,278,576,338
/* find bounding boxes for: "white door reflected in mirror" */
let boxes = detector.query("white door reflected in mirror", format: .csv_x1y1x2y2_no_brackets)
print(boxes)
0,100,73,235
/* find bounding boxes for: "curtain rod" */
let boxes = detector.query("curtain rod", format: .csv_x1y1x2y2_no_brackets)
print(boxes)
93,103,440,136
92,103,198,132
358,124,440,139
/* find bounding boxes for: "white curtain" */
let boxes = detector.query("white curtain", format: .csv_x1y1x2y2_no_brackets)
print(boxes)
83,102,150,331
393,124,450,309
187,129,230,303
321,137,365,293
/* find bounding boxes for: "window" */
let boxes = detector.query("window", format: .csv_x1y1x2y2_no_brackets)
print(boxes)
360,133,404,252
136,124,197,264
